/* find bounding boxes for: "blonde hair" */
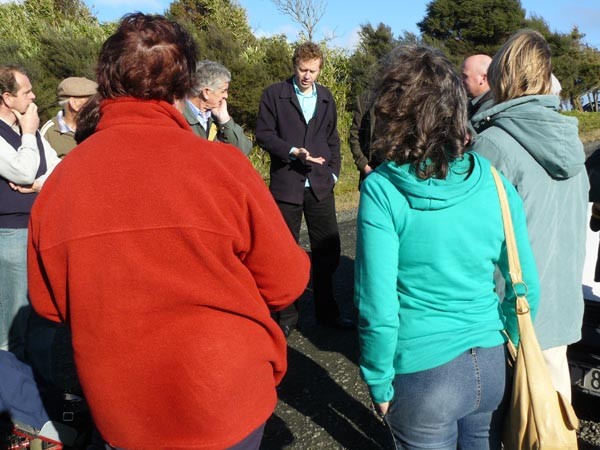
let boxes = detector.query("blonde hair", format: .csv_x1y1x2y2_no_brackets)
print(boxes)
488,29,552,103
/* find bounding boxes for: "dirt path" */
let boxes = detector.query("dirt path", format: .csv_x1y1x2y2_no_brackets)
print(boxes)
261,211,391,450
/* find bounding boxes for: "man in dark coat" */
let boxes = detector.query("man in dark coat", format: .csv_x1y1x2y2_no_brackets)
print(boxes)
461,54,494,119
349,90,378,187
587,148,600,280
255,42,354,336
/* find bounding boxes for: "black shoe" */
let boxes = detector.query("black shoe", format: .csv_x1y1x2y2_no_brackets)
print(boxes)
317,317,356,330
281,324,295,338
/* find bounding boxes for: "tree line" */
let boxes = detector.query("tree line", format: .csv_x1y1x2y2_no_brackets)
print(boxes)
2,0,599,141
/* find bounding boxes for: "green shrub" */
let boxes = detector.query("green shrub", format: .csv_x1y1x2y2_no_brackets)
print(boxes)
562,111,600,151
563,111,600,134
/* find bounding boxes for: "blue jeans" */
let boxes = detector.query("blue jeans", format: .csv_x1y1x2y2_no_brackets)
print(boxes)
384,345,509,450
0,228,30,360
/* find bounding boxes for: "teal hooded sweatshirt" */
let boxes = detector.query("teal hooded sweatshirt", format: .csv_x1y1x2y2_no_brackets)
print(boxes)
471,95,588,350
355,152,540,403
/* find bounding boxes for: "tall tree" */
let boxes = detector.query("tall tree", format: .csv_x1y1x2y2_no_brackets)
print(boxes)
417,0,525,57
168,0,254,42
270,0,326,41
348,23,400,105
0,0,110,120
527,23,600,111
168,0,261,129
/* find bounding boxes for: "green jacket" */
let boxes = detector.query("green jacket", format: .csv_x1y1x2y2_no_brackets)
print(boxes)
348,91,377,176
40,116,76,158
355,152,539,403
471,95,588,350
183,102,252,156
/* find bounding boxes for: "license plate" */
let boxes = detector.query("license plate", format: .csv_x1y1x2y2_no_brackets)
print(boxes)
582,368,600,395
569,364,584,385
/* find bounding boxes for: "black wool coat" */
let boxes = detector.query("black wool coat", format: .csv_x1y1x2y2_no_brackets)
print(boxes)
255,77,341,205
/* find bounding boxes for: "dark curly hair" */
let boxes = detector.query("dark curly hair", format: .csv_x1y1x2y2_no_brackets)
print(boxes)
371,45,469,179
96,13,197,103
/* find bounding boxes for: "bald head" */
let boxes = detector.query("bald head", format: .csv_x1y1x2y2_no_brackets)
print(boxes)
461,54,492,98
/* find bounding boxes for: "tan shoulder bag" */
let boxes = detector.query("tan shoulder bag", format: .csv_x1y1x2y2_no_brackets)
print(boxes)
491,166,579,450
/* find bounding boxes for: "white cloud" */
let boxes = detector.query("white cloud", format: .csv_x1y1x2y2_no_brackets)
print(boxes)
341,27,361,50
320,26,360,51
253,24,300,40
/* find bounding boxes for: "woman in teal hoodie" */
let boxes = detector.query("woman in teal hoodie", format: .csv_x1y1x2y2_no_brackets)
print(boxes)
355,46,540,449
471,30,588,403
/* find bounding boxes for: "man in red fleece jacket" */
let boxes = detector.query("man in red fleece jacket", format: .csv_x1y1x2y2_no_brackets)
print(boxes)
27,13,310,450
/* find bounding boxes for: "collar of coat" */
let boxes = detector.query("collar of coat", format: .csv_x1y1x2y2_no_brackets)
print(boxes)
98,97,192,133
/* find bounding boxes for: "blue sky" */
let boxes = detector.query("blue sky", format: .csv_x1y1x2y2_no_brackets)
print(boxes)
83,0,600,50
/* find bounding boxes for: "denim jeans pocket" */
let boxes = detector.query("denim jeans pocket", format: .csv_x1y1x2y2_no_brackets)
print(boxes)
0,228,22,236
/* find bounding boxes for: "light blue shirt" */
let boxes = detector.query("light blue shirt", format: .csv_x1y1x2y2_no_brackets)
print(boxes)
293,78,317,124
290,79,319,187
56,110,74,133
186,99,211,131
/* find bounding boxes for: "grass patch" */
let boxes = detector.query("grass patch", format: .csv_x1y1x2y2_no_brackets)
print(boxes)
336,144,361,211
562,111,600,142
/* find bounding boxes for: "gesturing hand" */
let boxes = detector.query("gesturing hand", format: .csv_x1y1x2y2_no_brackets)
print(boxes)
294,147,325,165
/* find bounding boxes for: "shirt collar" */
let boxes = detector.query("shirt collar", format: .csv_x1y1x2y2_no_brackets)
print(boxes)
56,109,73,133
186,99,200,118
186,99,211,126
293,78,317,98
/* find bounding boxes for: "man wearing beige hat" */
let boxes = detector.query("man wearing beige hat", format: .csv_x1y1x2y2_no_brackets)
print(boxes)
41,77,97,157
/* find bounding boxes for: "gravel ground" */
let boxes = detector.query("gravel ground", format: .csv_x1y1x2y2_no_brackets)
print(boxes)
261,210,600,449
574,392,600,449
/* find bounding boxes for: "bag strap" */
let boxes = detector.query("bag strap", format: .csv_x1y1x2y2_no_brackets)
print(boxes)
490,167,529,359
490,167,525,291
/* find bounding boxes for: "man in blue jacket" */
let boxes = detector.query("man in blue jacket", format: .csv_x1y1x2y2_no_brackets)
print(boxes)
255,42,353,336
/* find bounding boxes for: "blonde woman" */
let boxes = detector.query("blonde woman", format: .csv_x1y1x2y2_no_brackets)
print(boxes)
471,29,589,401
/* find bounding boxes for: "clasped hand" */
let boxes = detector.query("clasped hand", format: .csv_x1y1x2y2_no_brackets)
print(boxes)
9,180,41,194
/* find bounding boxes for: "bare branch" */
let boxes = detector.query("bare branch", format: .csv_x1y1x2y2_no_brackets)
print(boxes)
271,0,326,41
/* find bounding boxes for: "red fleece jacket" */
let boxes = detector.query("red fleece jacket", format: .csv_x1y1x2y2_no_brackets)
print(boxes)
27,98,310,449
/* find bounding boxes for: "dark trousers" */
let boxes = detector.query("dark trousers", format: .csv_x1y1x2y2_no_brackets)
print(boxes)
275,188,341,327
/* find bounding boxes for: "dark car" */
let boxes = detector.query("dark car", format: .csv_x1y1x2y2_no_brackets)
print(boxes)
568,204,600,397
